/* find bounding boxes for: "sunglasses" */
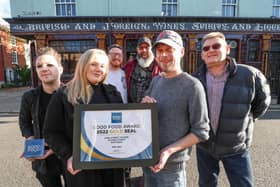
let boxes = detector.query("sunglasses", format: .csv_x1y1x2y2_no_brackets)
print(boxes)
202,43,222,52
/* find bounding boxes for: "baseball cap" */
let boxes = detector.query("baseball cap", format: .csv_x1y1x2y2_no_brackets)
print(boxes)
137,37,152,47
153,30,183,49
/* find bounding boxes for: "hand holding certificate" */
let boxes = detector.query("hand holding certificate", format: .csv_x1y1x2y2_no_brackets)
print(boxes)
73,103,159,169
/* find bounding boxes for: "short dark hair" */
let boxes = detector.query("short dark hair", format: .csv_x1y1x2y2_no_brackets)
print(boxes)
37,47,61,66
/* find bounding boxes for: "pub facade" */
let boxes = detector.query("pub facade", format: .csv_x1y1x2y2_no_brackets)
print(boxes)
6,16,280,94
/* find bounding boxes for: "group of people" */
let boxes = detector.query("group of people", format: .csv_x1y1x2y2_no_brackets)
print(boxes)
19,30,271,187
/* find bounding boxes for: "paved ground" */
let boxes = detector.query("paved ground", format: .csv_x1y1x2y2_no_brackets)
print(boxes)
0,87,30,114
0,87,279,187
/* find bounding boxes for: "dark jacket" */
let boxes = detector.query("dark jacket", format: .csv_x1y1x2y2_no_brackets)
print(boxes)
193,57,271,158
123,59,161,102
43,84,123,162
19,86,42,139
19,85,63,174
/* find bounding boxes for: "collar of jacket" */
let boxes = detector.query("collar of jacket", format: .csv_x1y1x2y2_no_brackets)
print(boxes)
38,83,64,94
74,84,117,104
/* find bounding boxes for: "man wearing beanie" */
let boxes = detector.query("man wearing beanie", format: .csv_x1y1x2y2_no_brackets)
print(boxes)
123,36,161,103
141,30,210,187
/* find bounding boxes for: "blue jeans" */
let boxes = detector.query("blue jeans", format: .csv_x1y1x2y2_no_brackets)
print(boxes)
143,162,186,187
196,148,253,187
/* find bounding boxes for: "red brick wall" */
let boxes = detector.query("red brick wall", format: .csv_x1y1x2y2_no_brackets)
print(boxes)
0,26,27,84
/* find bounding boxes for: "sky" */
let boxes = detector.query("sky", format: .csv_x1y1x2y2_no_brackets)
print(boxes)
0,0,11,25
0,0,11,18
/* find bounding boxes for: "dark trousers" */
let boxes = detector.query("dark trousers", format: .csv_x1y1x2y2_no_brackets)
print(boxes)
196,148,253,187
63,167,125,187
36,172,64,187
33,155,66,187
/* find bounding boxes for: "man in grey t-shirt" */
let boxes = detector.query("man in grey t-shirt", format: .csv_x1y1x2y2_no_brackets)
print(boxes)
141,30,210,187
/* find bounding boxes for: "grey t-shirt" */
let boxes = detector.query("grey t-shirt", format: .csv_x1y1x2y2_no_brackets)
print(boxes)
145,72,209,162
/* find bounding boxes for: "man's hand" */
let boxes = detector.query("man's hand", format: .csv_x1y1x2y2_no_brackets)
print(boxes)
150,147,172,173
141,96,157,103
20,152,36,161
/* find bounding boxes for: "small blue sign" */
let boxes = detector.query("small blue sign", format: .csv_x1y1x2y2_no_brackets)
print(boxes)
111,112,122,123
24,139,45,158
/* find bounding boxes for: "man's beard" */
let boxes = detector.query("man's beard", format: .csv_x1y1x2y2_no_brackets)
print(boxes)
137,52,154,68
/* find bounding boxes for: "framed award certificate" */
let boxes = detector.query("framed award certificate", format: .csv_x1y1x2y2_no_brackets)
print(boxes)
73,103,159,169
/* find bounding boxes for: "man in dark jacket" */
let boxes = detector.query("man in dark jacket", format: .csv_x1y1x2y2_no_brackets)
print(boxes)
19,47,66,187
193,32,271,187
123,36,161,103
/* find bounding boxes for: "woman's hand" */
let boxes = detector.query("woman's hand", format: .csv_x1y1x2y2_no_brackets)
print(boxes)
67,156,82,175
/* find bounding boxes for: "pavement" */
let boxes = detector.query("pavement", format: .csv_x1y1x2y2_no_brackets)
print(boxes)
0,87,279,187
0,86,279,114
0,87,30,114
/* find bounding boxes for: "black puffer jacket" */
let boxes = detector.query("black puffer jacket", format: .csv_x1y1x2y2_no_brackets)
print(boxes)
193,57,271,158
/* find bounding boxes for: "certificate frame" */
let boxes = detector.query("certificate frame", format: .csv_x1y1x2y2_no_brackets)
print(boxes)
73,103,159,169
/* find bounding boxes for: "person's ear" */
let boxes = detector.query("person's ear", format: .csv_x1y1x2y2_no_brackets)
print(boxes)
59,66,63,75
226,44,231,55
180,47,185,58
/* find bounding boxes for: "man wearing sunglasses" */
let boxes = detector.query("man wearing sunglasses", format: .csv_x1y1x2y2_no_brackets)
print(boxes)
193,32,271,187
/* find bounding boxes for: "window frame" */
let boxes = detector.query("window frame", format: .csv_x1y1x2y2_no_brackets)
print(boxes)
247,39,260,62
10,36,17,46
55,0,76,16
11,51,18,65
161,0,178,16
272,0,280,17
222,0,238,17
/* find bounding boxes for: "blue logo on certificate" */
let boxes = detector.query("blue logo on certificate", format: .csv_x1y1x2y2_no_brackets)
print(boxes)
111,112,122,123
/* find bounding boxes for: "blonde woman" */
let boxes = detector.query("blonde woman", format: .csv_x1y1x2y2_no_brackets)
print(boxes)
43,49,125,187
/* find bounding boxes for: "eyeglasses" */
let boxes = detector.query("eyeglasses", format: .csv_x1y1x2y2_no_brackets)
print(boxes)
202,43,221,52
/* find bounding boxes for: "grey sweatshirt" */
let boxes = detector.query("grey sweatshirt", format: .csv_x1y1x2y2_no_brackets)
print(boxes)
145,72,210,163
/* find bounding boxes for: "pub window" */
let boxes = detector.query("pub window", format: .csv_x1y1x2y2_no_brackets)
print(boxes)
227,39,239,60
55,0,76,16
49,40,96,53
272,0,280,17
222,0,238,17
49,40,96,81
125,39,138,64
247,40,259,62
196,39,202,67
161,0,178,16
269,40,280,94
11,51,18,65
